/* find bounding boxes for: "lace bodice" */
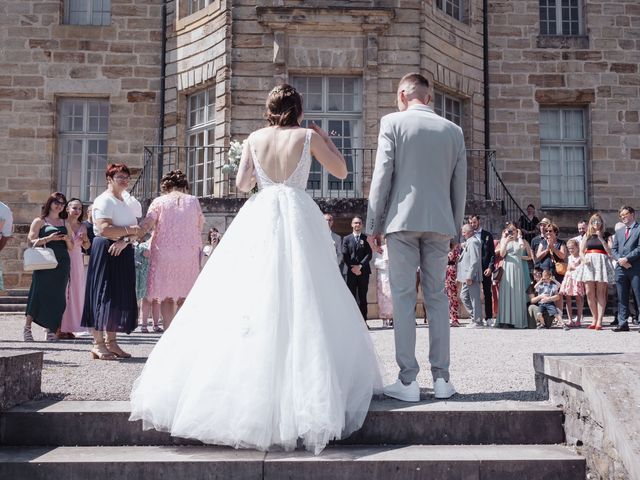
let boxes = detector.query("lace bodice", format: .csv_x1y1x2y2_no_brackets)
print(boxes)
249,129,312,191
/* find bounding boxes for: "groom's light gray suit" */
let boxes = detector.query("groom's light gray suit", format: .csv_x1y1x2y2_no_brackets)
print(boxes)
366,104,467,383
457,236,483,326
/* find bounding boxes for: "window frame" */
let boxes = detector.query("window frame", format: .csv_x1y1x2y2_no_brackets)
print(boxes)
291,76,364,198
189,0,213,16
186,86,217,197
63,0,111,26
539,0,583,36
436,0,465,23
539,108,589,209
57,98,110,202
433,90,463,128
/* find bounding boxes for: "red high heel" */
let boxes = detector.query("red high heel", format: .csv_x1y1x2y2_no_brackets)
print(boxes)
594,325,602,331
587,324,596,329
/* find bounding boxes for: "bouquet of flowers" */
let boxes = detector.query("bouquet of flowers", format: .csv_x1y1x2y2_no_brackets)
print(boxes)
221,140,244,175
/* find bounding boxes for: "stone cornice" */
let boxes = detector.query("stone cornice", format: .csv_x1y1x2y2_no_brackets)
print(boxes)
256,6,395,33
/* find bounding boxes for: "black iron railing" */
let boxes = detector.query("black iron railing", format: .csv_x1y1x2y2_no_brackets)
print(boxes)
131,146,526,223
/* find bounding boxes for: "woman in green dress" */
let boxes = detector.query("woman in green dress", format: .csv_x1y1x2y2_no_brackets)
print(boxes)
496,222,529,328
23,192,73,342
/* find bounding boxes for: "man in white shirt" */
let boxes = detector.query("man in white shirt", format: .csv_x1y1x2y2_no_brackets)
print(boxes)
571,220,587,244
0,201,14,291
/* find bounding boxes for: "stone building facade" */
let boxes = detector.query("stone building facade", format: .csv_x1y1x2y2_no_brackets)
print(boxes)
1,0,637,298
488,0,640,229
0,0,164,288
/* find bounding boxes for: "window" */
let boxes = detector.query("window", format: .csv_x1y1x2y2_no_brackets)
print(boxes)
540,109,587,208
434,91,462,127
58,99,109,202
436,0,463,22
186,86,216,197
539,0,582,35
64,0,110,26
189,0,212,15
292,76,363,197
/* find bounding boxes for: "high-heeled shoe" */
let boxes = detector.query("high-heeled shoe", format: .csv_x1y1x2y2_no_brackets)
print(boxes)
91,341,117,360
106,340,131,358
587,324,596,329
594,325,603,331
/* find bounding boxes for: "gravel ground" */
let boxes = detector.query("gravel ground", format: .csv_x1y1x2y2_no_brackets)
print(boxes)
1,313,638,402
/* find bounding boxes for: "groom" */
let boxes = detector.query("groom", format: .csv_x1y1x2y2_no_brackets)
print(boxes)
366,73,467,401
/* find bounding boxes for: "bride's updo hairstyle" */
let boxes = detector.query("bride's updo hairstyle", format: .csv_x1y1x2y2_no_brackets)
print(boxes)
160,170,189,193
265,84,302,127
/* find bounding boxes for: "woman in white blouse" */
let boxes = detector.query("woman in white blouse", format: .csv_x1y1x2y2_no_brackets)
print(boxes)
81,164,143,360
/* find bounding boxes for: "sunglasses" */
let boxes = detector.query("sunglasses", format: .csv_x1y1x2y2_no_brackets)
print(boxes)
52,200,66,206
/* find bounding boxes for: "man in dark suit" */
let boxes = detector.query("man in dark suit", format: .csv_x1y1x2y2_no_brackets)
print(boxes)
468,215,495,323
343,216,372,325
611,205,640,332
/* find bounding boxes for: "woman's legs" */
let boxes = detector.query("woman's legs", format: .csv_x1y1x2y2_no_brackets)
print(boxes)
576,295,584,323
595,282,608,328
140,298,150,331
105,331,131,358
23,315,34,341
565,295,574,321
160,299,175,330
151,299,161,328
90,328,116,360
584,282,598,326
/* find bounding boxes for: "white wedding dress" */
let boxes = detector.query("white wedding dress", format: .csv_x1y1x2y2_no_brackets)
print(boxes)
130,129,382,454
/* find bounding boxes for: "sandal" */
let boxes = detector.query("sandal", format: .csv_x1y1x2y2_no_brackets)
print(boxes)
140,325,149,333
91,341,117,361
23,326,34,342
153,326,164,333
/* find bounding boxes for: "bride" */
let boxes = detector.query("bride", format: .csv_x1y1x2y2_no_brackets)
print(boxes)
129,84,382,455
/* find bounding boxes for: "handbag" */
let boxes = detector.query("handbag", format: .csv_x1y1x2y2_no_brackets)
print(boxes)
492,265,504,284
552,256,567,276
23,247,58,271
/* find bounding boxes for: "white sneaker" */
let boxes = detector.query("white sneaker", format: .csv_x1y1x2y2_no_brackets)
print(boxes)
383,379,420,402
433,378,456,399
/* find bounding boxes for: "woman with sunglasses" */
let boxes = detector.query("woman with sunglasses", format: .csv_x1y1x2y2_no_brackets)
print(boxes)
23,192,74,342
576,213,615,330
81,164,143,360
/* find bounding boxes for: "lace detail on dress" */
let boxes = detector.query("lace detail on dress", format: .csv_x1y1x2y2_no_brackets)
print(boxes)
250,129,312,191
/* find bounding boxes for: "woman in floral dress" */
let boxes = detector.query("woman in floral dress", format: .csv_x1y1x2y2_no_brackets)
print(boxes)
446,241,462,327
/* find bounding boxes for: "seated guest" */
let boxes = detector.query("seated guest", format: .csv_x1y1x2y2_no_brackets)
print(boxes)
534,269,564,330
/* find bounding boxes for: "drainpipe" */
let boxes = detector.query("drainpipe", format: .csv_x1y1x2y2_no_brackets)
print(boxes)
157,0,167,196
483,0,490,200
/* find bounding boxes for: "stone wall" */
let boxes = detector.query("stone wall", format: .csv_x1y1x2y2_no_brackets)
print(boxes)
534,353,638,480
163,0,230,148
0,0,164,288
488,0,640,229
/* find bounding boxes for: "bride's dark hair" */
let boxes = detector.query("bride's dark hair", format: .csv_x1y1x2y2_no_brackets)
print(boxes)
265,84,302,127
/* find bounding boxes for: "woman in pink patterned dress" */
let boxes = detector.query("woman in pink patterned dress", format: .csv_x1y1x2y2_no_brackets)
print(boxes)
446,241,461,327
141,171,204,330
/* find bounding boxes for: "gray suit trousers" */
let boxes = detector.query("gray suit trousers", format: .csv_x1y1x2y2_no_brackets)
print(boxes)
386,231,450,383
460,281,482,325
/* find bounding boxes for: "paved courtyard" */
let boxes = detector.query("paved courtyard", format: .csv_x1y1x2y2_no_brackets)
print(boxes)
1,314,638,403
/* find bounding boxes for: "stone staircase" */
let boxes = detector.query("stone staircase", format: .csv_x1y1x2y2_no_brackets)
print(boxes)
0,289,28,314
0,399,586,479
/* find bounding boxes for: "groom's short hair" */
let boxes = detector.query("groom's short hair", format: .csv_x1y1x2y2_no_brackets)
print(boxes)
399,73,430,102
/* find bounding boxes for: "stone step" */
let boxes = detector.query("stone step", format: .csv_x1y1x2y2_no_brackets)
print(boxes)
0,295,28,304
0,399,565,447
1,289,29,297
0,303,26,313
0,444,586,480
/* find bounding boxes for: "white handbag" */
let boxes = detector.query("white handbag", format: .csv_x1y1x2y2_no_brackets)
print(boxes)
23,247,58,271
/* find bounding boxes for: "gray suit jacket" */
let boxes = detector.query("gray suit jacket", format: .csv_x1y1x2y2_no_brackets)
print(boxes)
457,236,482,283
612,222,640,272
366,104,467,238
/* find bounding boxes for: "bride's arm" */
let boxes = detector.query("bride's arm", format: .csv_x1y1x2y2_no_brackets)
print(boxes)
309,126,348,180
235,140,256,193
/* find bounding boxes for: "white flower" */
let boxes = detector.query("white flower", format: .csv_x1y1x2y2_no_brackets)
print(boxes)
222,140,245,175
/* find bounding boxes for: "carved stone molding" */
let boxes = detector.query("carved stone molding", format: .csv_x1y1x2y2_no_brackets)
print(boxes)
256,6,395,34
